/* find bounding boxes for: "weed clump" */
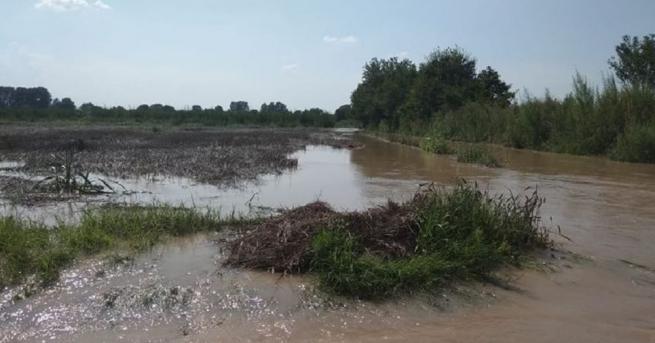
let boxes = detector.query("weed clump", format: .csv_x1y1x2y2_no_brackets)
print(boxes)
0,205,223,288
419,135,452,154
228,182,549,299
610,124,655,163
456,145,501,167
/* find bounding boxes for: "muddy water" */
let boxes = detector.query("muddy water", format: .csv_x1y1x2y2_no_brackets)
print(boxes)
2,134,655,342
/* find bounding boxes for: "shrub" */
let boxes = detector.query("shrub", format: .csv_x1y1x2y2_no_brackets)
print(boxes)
611,124,655,163
419,135,452,154
456,145,501,167
307,182,548,299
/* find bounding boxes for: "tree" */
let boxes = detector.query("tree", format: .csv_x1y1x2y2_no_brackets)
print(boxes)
214,105,224,113
609,34,655,88
136,104,150,112
406,48,478,120
260,102,289,113
230,101,249,112
0,86,51,108
335,104,352,121
350,57,417,127
476,67,514,107
0,87,16,107
191,105,202,112
79,102,102,115
52,97,76,110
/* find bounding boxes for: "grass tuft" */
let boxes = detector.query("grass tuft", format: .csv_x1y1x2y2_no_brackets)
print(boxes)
419,135,452,154
229,182,549,299
0,205,225,288
456,145,501,167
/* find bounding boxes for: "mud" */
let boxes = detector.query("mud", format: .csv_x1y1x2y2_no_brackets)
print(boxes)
0,126,354,193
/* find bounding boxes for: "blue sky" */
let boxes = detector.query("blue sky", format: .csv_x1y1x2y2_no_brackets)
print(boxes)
1,0,653,111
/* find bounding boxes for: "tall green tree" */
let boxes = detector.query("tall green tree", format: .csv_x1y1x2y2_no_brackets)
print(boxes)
229,101,249,112
476,66,514,107
260,102,289,113
350,57,417,128
609,34,655,89
405,48,478,120
334,104,352,121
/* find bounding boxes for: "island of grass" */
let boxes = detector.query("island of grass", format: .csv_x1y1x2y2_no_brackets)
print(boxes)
1,182,550,300
228,181,549,299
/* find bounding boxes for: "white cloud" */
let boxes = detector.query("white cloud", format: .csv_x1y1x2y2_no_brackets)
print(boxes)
323,35,358,44
281,64,298,72
92,0,110,10
35,0,111,12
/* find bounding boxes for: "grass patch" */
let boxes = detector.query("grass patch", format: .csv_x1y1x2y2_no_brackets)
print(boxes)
456,145,501,167
228,182,550,299
419,135,453,154
0,205,226,288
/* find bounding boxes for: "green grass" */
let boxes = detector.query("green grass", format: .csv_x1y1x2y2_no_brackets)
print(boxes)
419,135,453,154
456,145,501,167
0,205,226,287
309,182,548,299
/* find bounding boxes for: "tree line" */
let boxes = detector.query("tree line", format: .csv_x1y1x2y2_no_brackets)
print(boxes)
0,90,336,128
345,34,655,163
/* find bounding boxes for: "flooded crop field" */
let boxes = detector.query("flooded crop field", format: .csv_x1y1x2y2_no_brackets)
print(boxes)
1,127,655,342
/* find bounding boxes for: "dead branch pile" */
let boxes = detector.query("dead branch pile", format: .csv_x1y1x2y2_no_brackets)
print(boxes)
226,199,419,273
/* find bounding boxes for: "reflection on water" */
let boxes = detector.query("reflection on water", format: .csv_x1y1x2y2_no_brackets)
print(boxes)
2,134,655,342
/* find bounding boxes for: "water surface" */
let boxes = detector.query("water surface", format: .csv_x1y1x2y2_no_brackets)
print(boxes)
2,134,655,342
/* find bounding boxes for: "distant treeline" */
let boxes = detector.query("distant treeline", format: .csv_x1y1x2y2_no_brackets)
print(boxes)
0,89,336,127
344,35,655,163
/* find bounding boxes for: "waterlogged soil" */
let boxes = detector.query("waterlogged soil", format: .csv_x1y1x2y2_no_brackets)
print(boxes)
1,132,655,342
0,126,353,197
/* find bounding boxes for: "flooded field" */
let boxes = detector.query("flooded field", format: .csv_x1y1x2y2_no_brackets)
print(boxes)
1,130,655,342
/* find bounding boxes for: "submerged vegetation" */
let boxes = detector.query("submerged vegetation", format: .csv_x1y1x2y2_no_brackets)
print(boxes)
344,34,655,163
0,205,224,287
228,182,549,299
1,183,550,298
455,145,501,168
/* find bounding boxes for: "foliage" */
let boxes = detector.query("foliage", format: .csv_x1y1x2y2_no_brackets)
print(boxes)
419,134,452,154
0,205,225,287
0,101,336,128
229,101,250,112
610,123,655,163
309,182,548,299
334,104,353,122
260,102,289,113
350,48,514,132
357,36,655,163
351,57,418,128
609,34,655,89
0,86,51,108
456,145,501,168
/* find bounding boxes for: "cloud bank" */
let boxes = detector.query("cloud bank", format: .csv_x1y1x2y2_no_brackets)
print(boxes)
323,35,358,44
281,64,299,72
35,0,111,12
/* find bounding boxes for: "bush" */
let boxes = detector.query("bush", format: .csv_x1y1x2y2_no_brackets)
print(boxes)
456,145,501,167
419,135,452,154
307,182,548,299
611,124,655,163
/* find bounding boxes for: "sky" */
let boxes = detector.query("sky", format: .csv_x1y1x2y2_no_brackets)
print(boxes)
0,0,654,111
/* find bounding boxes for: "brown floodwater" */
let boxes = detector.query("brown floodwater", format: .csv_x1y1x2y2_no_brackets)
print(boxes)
2,133,655,342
